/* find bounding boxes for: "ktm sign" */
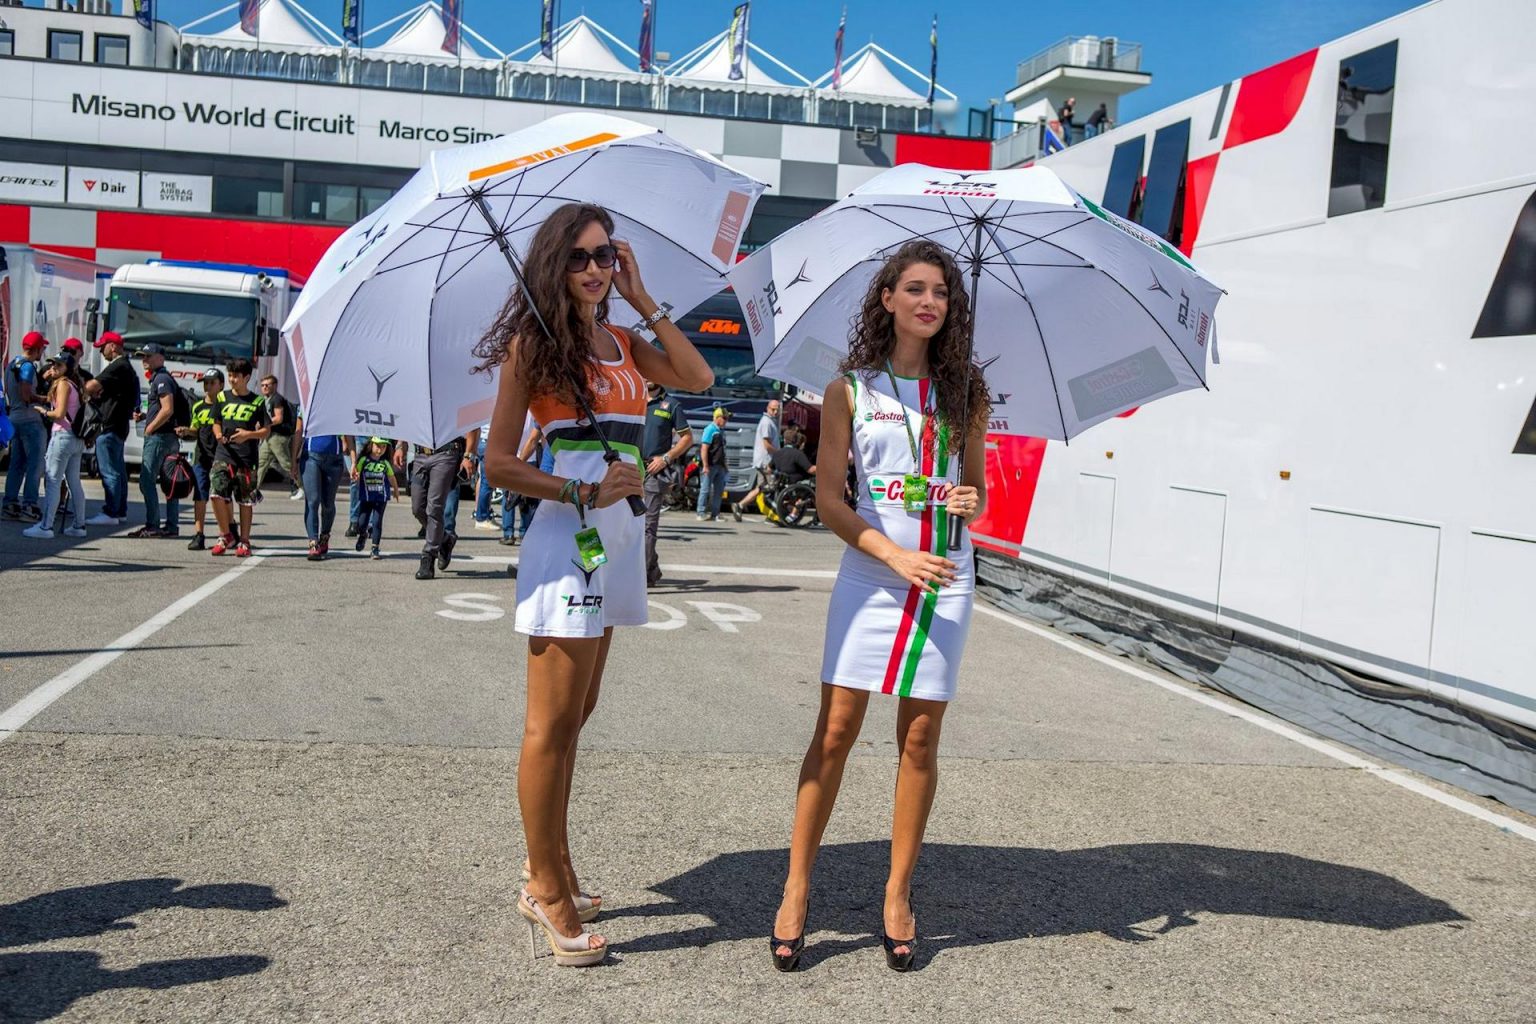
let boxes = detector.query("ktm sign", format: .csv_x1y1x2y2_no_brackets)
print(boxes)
696,318,743,335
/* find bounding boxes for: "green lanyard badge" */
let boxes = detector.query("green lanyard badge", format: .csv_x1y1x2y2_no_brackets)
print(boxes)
571,486,608,572
884,362,934,514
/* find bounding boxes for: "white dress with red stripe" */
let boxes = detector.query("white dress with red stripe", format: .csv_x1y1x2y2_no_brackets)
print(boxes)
821,372,974,702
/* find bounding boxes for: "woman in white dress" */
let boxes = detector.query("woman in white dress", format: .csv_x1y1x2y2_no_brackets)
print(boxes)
770,241,990,971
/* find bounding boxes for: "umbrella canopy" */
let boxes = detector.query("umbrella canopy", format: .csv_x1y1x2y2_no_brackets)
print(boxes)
728,163,1223,440
284,112,766,447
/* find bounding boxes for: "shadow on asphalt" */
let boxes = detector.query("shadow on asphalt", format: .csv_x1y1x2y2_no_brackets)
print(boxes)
0,878,285,1022
609,841,1468,970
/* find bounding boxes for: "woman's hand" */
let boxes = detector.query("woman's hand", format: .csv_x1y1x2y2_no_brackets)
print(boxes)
884,547,957,593
610,239,646,306
946,484,982,522
591,459,642,509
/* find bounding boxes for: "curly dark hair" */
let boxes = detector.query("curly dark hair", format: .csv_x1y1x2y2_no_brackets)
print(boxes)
838,240,990,452
473,202,615,412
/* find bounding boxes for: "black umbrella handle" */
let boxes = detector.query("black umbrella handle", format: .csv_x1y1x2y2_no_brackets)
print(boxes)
605,449,647,517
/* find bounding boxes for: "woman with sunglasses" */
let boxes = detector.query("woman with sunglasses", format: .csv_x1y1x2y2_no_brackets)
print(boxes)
478,203,713,967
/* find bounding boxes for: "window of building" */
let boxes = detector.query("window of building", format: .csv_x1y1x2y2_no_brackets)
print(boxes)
294,181,359,223
1101,136,1145,220
95,34,129,66
1328,40,1397,217
359,186,394,219
213,175,284,218
48,30,84,62
0,30,15,57
1137,118,1190,244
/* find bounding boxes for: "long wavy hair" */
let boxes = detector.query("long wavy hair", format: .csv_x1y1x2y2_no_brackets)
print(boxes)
474,203,615,412
839,240,990,452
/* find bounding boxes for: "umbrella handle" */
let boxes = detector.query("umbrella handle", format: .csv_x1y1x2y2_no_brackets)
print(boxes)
604,449,647,517
947,511,963,551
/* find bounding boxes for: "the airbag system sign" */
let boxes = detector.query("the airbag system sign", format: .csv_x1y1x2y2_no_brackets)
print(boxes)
67,166,141,208
141,172,213,213
0,162,66,203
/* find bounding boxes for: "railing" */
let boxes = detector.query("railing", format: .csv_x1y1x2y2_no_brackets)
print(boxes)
179,44,940,135
1015,35,1143,86
991,123,1045,170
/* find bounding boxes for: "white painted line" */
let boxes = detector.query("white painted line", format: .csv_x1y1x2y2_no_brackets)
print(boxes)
972,602,1536,843
0,557,267,743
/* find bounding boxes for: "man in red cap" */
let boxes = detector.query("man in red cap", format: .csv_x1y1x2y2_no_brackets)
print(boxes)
3,331,49,521
86,329,138,524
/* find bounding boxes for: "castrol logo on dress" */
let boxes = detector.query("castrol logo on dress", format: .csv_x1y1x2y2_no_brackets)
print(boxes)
868,477,952,504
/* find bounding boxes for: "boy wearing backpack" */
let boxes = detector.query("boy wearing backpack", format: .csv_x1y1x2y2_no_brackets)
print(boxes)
129,343,191,538
352,437,398,560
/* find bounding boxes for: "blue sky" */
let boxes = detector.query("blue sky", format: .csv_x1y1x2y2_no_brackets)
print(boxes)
162,0,1423,124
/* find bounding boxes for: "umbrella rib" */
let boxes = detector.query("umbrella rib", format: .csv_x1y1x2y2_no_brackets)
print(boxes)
1092,261,1209,390
373,235,496,277
980,221,1070,440
978,215,1099,265
432,199,490,296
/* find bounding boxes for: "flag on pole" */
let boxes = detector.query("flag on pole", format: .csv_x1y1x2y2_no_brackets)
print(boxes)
132,0,153,30
926,14,938,104
727,3,750,82
341,0,361,45
239,0,260,37
442,0,462,54
832,6,846,91
638,0,654,73
540,0,556,60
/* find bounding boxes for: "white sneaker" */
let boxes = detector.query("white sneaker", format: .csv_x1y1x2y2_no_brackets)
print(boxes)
473,519,498,531
21,524,54,539
63,526,88,538
288,489,304,500
85,513,120,526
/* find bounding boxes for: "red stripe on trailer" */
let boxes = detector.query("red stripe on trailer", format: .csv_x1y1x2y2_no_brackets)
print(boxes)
1224,48,1318,149
1180,152,1222,256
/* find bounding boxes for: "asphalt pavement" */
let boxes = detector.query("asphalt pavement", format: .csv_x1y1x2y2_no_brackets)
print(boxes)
1,483,1533,1023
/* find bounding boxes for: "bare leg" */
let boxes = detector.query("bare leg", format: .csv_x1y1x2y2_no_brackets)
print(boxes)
557,628,610,906
772,684,870,954
521,635,605,949
885,696,948,955
237,504,254,544
212,497,233,537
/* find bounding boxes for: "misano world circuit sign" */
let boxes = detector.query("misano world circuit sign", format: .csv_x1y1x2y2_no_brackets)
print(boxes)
69,93,502,145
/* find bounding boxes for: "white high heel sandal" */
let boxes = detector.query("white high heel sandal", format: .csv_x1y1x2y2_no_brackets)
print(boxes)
521,862,601,923
518,888,607,967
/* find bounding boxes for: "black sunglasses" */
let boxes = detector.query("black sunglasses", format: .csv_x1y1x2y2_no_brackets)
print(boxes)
567,245,618,273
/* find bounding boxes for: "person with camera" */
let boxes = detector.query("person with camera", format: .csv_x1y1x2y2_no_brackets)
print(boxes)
128,343,189,539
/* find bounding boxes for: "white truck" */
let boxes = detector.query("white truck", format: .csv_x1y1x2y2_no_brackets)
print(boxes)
93,261,303,464
0,244,111,371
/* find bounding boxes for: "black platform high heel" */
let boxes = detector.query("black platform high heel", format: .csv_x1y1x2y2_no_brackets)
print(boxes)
881,903,917,972
769,930,805,972
769,900,808,972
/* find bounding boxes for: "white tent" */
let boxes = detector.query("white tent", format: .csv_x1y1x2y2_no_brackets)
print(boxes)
183,0,341,48
832,46,924,101
668,31,810,88
522,16,635,75
364,1,501,60
816,42,956,106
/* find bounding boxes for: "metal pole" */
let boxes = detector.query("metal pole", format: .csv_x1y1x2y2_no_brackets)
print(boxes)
469,192,645,517
948,215,984,551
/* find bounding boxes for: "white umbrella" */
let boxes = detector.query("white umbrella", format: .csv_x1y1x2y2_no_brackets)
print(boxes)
284,111,766,452
728,163,1223,442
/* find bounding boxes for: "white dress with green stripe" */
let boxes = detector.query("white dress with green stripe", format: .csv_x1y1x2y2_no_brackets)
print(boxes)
822,372,974,701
